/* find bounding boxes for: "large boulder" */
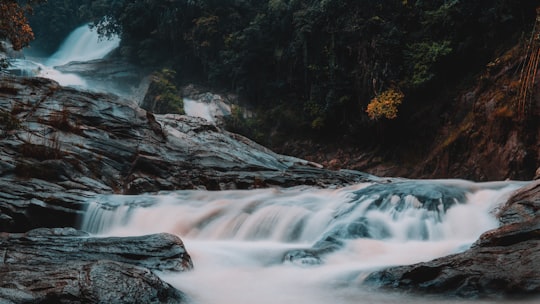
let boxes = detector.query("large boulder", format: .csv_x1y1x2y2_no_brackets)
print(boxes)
0,261,186,304
0,76,373,232
0,227,193,272
364,180,540,298
0,228,191,303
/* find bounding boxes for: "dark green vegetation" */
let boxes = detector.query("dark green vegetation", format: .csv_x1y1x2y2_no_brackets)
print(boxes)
142,69,185,115
28,0,537,147
27,0,89,55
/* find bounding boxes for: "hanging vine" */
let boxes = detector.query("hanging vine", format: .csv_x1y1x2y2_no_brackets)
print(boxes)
516,6,540,118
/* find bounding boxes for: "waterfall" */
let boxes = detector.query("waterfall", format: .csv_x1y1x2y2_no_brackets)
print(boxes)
4,24,121,87
183,98,216,122
79,180,526,304
46,24,120,67
183,97,232,124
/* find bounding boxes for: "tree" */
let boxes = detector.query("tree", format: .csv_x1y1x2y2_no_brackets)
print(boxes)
0,0,44,51
366,88,404,120
28,0,88,54
48,0,537,142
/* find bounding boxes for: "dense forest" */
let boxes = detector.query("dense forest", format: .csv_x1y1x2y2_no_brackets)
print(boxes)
11,0,540,147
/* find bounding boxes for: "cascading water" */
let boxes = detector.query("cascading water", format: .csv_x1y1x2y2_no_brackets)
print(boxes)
80,179,530,304
46,24,120,67
183,98,217,123
7,24,120,87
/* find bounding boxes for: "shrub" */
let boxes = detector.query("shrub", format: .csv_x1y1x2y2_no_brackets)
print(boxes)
143,69,185,114
404,41,452,88
366,88,405,120
0,109,20,131
47,106,81,134
19,133,63,161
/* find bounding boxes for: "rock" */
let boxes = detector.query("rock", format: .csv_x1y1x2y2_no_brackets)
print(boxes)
283,180,469,266
416,45,539,181
0,228,191,303
0,75,373,232
1,228,193,272
498,180,540,225
364,180,540,298
140,73,184,115
55,58,148,99
0,261,187,304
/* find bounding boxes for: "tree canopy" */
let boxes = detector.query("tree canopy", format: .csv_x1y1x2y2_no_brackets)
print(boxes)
25,0,540,144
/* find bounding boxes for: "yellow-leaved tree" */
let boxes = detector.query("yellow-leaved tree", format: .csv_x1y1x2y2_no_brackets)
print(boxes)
366,88,405,120
0,0,44,51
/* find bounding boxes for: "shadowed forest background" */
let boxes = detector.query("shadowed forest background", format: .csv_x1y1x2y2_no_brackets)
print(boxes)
4,0,539,179
1,2,540,302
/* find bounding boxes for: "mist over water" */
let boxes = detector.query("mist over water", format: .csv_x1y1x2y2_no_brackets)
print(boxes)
6,59,86,87
80,180,535,304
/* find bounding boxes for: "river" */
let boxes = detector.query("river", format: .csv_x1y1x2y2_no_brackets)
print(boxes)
79,180,536,303
9,24,539,304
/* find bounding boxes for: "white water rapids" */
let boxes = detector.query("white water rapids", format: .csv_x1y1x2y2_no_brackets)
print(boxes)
80,179,534,304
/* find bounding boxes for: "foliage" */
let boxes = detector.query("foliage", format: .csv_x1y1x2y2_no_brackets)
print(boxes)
0,108,20,132
0,0,45,51
46,106,82,134
224,105,265,143
366,88,404,120
404,41,452,88
28,0,89,54
19,131,64,161
24,0,540,142
145,69,185,115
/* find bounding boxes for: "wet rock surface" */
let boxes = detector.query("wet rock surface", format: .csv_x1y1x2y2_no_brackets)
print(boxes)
1,227,193,272
0,75,375,303
55,58,148,99
0,76,372,232
364,180,540,298
283,180,470,265
0,228,191,303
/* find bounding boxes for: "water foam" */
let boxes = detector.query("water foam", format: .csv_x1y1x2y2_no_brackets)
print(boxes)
80,180,528,304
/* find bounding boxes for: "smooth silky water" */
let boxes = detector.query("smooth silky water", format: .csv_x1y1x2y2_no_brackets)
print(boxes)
80,179,538,304
11,24,120,87
45,24,120,67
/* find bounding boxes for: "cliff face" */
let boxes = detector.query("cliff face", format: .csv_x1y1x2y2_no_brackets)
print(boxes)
277,41,540,181
416,44,539,181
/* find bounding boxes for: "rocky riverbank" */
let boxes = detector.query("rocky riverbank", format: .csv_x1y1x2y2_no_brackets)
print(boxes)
0,228,191,303
0,75,374,302
274,44,539,182
364,180,540,298
0,75,373,232
1,74,539,302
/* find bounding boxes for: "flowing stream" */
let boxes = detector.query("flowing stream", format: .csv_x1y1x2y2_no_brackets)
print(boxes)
80,179,534,304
